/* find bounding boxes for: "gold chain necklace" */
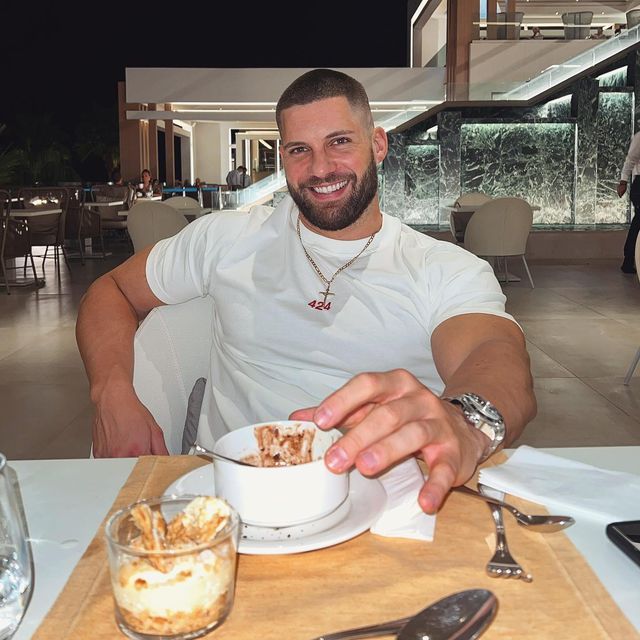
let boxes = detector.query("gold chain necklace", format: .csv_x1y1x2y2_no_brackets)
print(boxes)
296,216,376,305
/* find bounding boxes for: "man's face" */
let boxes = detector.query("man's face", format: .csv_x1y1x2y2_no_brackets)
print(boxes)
279,96,387,232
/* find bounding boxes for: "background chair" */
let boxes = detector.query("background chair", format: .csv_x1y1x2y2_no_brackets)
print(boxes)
127,201,189,253
164,195,205,218
562,12,593,40
463,197,535,288
496,12,524,40
18,186,70,277
0,190,39,294
623,234,640,385
450,192,492,243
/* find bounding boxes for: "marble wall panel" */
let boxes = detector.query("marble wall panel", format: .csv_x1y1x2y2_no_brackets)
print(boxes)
460,122,575,224
596,91,633,224
438,111,462,225
403,144,440,224
574,78,599,225
382,132,407,218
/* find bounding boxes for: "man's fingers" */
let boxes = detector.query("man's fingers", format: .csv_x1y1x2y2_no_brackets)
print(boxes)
313,369,419,429
324,393,439,473
418,459,458,514
288,407,317,421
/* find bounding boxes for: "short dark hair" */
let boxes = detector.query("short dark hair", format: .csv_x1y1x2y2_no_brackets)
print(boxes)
276,69,373,131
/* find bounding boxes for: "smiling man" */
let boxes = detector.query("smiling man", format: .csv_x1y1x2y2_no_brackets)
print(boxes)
77,69,536,514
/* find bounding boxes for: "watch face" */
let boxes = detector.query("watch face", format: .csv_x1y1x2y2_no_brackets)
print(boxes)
465,393,503,425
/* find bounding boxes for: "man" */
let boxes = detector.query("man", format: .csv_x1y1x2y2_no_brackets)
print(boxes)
618,132,640,273
77,69,535,514
226,165,251,190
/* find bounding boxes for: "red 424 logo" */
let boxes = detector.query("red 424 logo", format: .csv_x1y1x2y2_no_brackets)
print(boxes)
308,299,332,311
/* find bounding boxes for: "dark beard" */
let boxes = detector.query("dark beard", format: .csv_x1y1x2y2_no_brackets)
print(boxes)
287,156,378,232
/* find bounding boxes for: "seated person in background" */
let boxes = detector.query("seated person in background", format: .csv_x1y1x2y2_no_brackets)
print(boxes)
226,165,251,190
590,27,607,40
77,69,536,515
136,169,156,198
110,169,124,186
531,27,543,40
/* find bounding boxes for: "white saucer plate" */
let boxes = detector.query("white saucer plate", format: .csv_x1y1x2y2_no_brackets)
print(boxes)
163,464,386,555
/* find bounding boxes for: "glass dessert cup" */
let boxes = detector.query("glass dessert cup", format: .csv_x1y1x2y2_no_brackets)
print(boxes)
105,495,240,640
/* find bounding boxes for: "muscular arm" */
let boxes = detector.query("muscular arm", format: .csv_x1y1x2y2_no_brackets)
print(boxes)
432,313,536,448
76,246,169,457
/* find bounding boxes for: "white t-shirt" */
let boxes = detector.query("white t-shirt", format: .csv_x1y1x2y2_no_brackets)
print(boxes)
146,196,515,446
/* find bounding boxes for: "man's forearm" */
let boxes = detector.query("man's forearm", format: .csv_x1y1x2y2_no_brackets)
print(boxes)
76,275,141,403
441,337,536,447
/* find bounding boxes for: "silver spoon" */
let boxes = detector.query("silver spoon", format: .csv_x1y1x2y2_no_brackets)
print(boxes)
191,443,257,467
454,484,575,533
310,588,497,640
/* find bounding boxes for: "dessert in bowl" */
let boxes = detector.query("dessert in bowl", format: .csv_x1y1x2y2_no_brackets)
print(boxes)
105,495,239,639
213,420,349,528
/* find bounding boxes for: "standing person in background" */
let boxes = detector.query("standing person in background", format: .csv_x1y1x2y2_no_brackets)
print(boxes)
226,165,251,190
618,132,640,273
531,26,543,40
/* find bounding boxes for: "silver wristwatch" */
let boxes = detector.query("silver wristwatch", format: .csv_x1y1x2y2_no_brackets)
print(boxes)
443,392,506,461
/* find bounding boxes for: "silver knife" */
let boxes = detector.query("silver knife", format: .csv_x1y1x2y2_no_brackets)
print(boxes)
311,589,497,640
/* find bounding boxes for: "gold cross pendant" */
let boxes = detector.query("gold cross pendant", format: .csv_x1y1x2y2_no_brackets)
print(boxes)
319,287,335,306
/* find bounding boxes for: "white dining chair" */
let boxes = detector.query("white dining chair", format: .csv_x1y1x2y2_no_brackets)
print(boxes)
450,192,493,243
126,201,189,253
624,234,640,385
463,197,535,288
163,195,203,212
132,296,213,454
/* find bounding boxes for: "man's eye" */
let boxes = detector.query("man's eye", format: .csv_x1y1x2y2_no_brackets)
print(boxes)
289,146,307,154
332,137,350,145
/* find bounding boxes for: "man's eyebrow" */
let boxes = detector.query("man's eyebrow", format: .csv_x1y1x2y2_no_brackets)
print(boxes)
282,130,356,150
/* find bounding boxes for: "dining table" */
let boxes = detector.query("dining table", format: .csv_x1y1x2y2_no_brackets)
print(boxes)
11,446,640,639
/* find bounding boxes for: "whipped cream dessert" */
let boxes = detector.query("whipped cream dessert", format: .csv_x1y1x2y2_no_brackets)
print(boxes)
110,497,237,636
244,423,316,467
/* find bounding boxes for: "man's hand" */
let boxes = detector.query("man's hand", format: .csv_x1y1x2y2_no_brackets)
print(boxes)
289,369,488,515
617,181,628,198
91,383,169,458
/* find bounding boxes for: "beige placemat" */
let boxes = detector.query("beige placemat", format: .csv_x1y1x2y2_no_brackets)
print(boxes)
33,455,639,639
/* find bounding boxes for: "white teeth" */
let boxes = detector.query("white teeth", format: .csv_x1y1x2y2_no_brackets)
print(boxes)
312,180,348,194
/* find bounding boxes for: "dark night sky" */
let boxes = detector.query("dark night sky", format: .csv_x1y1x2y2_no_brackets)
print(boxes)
1,1,410,130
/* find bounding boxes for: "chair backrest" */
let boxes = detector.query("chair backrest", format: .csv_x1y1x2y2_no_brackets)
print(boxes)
464,197,533,257
18,187,68,244
126,201,189,252
0,190,31,261
133,296,213,454
455,191,492,207
627,10,640,29
164,196,203,211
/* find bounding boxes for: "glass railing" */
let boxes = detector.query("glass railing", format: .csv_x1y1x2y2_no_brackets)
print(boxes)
500,24,640,100
224,170,288,210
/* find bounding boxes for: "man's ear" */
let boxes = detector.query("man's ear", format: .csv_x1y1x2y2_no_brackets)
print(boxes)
372,127,388,164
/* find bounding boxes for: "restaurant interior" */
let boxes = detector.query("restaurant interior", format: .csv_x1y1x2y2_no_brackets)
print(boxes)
1,2,640,639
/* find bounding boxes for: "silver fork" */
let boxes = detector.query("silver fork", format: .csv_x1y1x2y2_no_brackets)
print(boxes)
485,499,533,582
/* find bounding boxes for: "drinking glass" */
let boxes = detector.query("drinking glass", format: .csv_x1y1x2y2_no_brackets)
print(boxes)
0,454,32,640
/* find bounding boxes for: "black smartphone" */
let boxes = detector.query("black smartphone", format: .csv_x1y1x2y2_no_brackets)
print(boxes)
606,520,640,568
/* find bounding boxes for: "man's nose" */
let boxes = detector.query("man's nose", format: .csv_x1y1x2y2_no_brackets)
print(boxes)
309,149,337,179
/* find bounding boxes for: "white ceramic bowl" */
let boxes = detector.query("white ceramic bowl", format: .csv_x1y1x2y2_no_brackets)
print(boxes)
212,421,349,527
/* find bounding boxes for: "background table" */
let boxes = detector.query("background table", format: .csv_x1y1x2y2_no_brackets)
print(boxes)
10,447,640,639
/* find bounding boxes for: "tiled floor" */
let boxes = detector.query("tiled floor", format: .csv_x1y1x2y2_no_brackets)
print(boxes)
1,244,639,460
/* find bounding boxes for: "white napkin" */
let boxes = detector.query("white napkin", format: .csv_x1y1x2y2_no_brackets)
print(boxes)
479,445,640,523
369,458,436,541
